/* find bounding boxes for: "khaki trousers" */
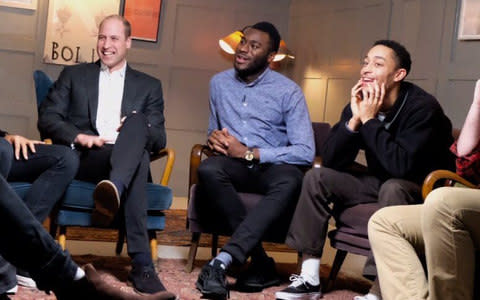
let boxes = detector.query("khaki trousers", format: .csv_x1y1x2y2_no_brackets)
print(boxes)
368,187,480,300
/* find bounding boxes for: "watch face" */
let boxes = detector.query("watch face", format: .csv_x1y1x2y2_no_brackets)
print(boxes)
245,151,254,161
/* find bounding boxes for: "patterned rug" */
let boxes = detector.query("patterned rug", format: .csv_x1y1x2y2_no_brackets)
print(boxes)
11,255,371,299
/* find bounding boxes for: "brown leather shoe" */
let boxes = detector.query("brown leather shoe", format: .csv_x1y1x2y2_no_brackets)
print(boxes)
54,264,177,300
92,180,120,227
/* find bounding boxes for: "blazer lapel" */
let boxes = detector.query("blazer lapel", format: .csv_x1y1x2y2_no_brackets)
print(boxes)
121,64,137,117
86,62,100,131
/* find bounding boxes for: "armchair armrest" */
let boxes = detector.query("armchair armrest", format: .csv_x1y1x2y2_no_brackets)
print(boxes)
189,144,216,189
150,148,175,186
422,169,478,200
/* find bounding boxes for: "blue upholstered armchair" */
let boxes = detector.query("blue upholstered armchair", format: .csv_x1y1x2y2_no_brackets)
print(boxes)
30,70,175,261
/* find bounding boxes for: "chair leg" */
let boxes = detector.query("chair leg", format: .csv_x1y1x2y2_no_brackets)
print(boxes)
211,234,218,258
185,232,201,273
296,252,303,274
58,226,67,250
326,250,348,292
116,227,126,256
149,230,158,262
49,218,58,239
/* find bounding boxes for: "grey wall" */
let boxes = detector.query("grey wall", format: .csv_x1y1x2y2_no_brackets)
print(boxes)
0,0,290,197
1,0,479,198
289,0,480,130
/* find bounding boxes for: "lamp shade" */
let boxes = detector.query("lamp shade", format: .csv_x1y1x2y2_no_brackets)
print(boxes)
219,31,294,61
218,31,243,54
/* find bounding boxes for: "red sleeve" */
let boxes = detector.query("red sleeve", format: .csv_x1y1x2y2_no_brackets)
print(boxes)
450,141,480,185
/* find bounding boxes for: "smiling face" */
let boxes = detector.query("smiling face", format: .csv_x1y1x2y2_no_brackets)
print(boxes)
234,27,275,83
97,17,131,72
360,45,406,94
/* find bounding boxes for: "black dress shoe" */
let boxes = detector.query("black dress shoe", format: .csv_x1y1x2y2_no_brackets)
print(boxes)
196,260,229,299
128,263,166,294
54,264,176,300
234,256,280,292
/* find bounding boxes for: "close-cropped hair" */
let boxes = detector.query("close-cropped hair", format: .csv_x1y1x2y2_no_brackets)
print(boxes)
99,15,132,38
246,21,281,53
374,39,411,75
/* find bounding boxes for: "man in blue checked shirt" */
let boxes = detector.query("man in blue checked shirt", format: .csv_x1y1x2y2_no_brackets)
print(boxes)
195,21,314,299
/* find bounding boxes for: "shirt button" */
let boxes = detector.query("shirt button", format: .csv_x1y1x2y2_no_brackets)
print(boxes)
243,102,247,107
242,120,246,124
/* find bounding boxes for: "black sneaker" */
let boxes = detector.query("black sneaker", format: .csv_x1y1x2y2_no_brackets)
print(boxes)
235,256,280,292
127,263,166,294
196,260,229,299
275,274,322,300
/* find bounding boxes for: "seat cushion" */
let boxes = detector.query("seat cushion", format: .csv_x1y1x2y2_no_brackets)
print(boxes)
334,203,380,237
61,180,173,211
55,180,172,230
9,182,32,199
327,203,380,257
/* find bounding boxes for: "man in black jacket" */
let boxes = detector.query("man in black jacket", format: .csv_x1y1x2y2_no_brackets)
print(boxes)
38,15,167,295
275,40,455,300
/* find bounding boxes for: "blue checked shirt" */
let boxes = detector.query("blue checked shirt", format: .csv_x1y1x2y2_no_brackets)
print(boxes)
208,68,314,165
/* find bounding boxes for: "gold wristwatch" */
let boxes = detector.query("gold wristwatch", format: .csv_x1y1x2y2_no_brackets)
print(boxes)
244,148,254,162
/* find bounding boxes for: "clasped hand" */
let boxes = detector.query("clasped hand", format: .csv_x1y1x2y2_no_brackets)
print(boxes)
349,79,385,130
207,128,247,158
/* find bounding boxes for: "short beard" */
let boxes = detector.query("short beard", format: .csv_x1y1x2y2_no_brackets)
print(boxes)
235,54,270,81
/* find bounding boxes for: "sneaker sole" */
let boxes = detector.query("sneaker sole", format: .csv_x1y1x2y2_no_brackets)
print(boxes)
92,180,120,227
235,278,281,292
275,291,322,300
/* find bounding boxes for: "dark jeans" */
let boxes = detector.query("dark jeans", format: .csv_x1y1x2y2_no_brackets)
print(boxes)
74,113,151,256
197,156,304,264
0,140,78,292
285,167,422,277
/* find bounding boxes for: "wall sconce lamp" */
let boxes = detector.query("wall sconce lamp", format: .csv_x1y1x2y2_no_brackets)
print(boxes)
219,31,295,61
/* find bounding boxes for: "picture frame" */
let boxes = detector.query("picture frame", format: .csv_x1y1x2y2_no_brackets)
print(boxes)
43,0,122,66
0,0,37,10
458,0,480,40
122,0,162,42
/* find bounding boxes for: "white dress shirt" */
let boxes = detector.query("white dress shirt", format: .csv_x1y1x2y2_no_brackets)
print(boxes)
96,62,126,144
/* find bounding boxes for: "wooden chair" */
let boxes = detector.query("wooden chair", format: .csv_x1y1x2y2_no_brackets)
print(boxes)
422,169,478,199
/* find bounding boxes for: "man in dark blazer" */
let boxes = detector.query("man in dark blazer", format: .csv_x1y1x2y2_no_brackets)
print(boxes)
38,15,168,295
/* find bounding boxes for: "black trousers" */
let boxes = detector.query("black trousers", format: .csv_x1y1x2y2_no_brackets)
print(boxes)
74,113,151,256
285,167,422,277
0,140,78,292
197,156,304,264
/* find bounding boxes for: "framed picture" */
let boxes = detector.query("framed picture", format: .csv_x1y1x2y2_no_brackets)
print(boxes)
0,0,37,10
43,0,122,66
458,0,480,40
123,0,162,42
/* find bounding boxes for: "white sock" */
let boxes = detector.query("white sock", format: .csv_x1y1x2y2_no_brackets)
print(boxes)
300,258,320,285
353,293,381,300
73,267,85,281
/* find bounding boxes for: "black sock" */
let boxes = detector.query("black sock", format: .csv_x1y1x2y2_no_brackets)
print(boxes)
132,252,152,266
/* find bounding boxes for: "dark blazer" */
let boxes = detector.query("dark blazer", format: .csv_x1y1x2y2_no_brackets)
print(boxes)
38,61,166,152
